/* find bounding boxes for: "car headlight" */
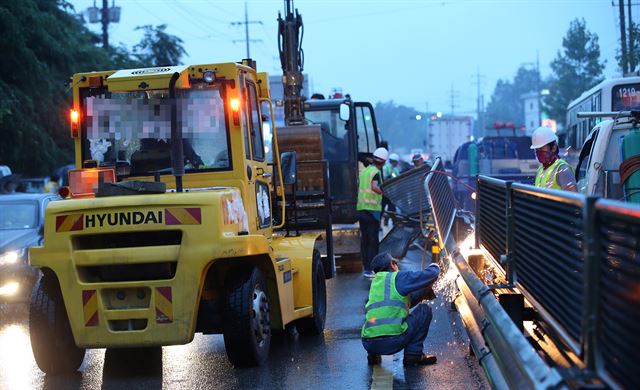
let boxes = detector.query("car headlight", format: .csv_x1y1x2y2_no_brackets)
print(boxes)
0,281,19,296
0,249,25,266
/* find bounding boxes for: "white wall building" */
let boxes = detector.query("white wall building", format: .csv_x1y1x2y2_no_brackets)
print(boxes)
428,116,473,163
521,91,540,135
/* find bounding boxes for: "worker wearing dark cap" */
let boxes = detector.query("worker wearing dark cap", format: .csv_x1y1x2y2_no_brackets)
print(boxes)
361,252,441,366
412,153,425,168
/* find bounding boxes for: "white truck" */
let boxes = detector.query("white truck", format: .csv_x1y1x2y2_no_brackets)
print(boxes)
575,111,640,203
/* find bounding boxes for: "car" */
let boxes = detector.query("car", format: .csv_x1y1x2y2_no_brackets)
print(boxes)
17,177,49,193
0,193,59,303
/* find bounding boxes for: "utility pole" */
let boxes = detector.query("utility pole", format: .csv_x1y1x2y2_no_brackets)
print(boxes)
629,0,635,71
449,84,459,116
425,101,430,149
619,0,628,73
101,0,108,49
472,68,485,138
231,1,263,58
87,0,120,50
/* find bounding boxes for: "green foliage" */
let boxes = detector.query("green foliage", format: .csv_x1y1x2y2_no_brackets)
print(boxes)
546,18,605,127
616,21,640,73
485,66,543,128
0,2,186,176
133,25,187,67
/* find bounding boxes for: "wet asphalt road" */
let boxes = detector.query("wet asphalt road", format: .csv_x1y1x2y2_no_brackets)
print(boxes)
0,247,489,390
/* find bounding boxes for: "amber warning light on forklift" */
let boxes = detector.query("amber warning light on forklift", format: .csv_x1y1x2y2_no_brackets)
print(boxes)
70,109,80,138
68,168,116,197
230,98,240,125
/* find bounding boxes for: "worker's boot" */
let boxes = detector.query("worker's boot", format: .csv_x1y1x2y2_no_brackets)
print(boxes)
403,353,437,366
367,354,382,365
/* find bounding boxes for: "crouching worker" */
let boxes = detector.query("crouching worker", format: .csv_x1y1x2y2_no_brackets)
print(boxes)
361,252,441,366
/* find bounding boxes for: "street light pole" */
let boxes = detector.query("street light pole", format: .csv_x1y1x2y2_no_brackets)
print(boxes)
425,102,430,152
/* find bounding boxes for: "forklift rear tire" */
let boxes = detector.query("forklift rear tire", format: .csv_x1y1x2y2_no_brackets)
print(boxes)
29,272,86,374
223,266,271,367
295,251,327,335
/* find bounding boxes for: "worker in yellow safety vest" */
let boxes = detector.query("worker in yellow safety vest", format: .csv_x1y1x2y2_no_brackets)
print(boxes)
361,252,440,366
530,127,577,192
357,147,388,278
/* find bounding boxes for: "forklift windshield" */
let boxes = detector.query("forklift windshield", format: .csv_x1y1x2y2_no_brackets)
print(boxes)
81,86,231,177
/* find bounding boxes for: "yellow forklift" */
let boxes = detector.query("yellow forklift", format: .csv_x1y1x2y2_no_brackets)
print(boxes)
28,59,327,373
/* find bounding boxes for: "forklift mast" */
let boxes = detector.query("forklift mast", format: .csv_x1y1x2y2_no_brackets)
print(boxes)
278,0,305,126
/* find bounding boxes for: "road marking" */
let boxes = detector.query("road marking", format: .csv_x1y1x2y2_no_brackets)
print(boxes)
370,354,396,390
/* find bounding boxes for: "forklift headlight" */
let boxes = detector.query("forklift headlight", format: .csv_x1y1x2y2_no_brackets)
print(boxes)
203,70,215,83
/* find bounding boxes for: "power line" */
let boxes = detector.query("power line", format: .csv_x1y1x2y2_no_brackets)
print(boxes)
165,1,236,40
230,1,263,58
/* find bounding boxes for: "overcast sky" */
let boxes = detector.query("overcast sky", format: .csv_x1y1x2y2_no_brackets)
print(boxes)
69,0,634,116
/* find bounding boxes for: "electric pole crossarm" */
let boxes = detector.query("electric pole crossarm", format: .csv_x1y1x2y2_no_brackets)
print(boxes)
231,1,263,58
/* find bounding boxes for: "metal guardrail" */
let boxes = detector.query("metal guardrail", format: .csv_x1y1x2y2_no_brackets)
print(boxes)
477,177,510,275
510,184,586,352
476,176,640,389
593,199,640,390
430,175,563,388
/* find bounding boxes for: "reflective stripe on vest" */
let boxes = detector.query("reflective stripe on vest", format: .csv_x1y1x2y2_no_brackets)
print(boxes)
535,159,573,190
357,165,383,211
361,272,410,338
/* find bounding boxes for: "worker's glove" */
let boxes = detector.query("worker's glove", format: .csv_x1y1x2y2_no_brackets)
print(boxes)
425,262,441,274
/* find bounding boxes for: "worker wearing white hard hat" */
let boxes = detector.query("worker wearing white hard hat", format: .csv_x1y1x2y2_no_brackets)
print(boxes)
530,127,576,192
382,152,401,228
357,147,388,278
383,153,401,180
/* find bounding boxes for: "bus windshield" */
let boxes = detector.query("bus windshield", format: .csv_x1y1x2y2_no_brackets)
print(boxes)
82,85,230,177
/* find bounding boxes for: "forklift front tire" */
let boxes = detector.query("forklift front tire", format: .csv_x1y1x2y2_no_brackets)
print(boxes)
29,272,86,375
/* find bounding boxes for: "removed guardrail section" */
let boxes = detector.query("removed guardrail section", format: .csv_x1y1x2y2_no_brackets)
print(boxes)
380,163,432,217
426,158,456,245
593,199,640,390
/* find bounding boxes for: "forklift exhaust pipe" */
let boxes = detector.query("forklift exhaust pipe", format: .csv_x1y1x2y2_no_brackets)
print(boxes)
169,72,184,192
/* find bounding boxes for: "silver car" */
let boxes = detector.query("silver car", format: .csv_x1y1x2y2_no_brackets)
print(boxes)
0,193,58,303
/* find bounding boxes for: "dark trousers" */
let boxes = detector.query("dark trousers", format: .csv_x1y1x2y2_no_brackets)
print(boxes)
362,303,433,356
358,210,380,272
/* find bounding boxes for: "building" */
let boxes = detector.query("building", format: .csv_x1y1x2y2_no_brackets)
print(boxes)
521,91,540,135
428,115,473,163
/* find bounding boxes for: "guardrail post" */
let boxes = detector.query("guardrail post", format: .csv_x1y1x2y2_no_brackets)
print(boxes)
505,181,515,285
475,175,481,249
581,196,599,372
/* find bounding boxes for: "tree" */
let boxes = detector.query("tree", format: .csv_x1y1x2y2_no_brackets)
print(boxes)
485,66,542,128
374,101,427,152
0,2,185,176
0,0,115,175
546,19,605,127
133,25,187,67
617,21,640,73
